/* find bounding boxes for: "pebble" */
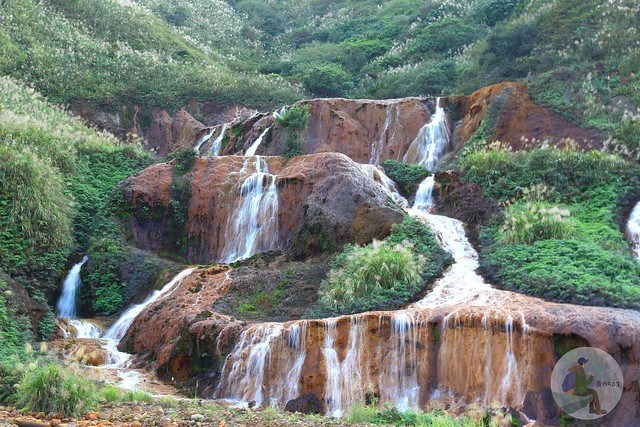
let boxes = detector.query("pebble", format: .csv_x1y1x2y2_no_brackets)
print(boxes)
189,414,204,422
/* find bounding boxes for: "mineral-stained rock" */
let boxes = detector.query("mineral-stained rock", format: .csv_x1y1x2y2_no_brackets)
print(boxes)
116,153,404,263
449,82,601,152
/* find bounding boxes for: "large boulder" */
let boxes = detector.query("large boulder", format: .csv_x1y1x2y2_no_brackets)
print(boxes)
115,153,404,263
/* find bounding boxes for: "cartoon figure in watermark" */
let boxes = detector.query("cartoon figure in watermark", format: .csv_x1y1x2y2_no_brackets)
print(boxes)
551,347,623,420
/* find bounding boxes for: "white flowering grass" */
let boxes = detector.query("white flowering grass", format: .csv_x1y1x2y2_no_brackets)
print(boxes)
320,240,425,309
500,202,574,245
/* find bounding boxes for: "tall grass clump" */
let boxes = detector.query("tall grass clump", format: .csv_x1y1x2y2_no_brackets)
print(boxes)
500,202,573,244
320,241,424,309
14,364,99,416
316,216,451,315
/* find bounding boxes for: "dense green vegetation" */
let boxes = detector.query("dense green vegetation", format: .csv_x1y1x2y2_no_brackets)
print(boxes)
275,105,310,158
0,0,301,109
346,405,480,427
460,147,640,308
316,217,451,315
381,160,430,196
0,76,155,322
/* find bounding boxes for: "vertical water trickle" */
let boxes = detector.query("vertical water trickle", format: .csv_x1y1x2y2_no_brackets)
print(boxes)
104,268,196,341
628,201,640,261
359,164,409,208
272,106,287,119
220,156,279,263
379,312,421,411
56,256,88,318
245,126,272,157
324,319,343,417
498,316,520,403
370,103,398,165
209,123,229,156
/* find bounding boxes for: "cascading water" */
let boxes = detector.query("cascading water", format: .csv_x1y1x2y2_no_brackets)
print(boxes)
194,127,216,154
359,164,409,209
209,123,229,156
628,201,640,261
245,126,272,157
104,268,195,341
413,176,435,212
56,256,88,318
214,322,308,408
220,156,279,263
402,97,451,170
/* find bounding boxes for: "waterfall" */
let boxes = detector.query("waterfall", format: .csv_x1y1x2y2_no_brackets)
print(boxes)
214,322,308,408
245,126,272,157
628,201,640,261
403,98,451,170
401,97,451,212
194,127,216,154
209,123,229,156
220,156,279,263
379,312,423,411
323,319,343,417
68,319,102,339
413,175,435,211
273,106,287,119
104,268,196,341
56,256,88,318
359,164,409,208
370,104,399,165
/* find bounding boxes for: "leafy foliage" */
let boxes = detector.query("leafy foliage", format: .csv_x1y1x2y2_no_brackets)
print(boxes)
317,217,451,315
275,105,310,158
463,148,640,308
381,160,430,196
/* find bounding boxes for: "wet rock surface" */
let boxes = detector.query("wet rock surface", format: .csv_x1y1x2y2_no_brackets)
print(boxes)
116,153,404,263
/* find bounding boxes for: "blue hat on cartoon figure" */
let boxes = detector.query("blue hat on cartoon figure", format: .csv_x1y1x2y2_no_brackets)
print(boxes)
578,357,589,365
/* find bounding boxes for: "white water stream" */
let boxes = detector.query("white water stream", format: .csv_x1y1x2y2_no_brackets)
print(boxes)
245,126,272,157
56,256,88,318
220,156,279,263
628,201,640,261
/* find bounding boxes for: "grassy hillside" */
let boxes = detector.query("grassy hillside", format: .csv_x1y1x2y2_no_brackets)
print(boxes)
218,0,638,142
0,0,302,109
0,76,155,331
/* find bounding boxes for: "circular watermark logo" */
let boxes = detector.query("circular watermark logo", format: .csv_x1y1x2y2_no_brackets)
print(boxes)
551,347,623,420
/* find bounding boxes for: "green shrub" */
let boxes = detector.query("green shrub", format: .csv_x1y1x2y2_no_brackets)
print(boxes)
316,216,451,315
14,364,99,416
166,148,196,175
320,241,424,309
100,385,122,403
297,62,355,97
381,160,430,196
276,105,310,158
123,389,153,403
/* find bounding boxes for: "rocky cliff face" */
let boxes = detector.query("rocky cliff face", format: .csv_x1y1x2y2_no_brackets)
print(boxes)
449,82,602,152
116,153,404,263
121,265,640,425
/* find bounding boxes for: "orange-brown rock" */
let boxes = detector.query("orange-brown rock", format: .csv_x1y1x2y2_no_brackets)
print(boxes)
66,339,108,366
117,153,404,263
238,98,436,164
449,82,601,151
144,108,205,156
121,262,640,425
